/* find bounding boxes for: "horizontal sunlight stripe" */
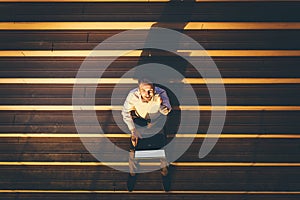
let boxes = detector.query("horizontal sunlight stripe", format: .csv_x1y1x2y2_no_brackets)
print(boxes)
0,105,300,111
0,133,299,138
0,161,299,167
178,50,300,57
0,190,299,195
1,50,300,57
185,22,300,30
173,162,300,167
0,50,142,57
1,78,300,84
0,78,138,84
184,78,300,84
0,22,300,30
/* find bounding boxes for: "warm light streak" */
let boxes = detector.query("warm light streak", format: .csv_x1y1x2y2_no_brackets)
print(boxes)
0,133,299,138
0,78,300,84
0,105,299,111
0,161,299,167
0,22,299,30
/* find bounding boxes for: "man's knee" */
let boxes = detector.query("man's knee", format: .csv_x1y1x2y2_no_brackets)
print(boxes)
161,166,168,176
160,159,169,176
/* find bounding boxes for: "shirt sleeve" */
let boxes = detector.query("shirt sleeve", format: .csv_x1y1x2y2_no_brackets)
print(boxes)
158,89,172,115
121,92,135,131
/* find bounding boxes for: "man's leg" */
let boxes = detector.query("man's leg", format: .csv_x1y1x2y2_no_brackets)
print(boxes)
160,158,169,176
160,158,171,191
127,141,139,191
152,125,171,192
129,149,138,176
127,112,148,191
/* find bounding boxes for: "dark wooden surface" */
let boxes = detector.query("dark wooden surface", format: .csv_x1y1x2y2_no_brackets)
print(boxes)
0,137,299,162
0,0,300,199
1,193,299,200
0,30,300,50
0,165,299,190
0,2,300,22
1,57,300,78
0,84,300,105
0,110,300,133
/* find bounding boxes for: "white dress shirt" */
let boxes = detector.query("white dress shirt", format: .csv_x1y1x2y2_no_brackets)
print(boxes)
122,86,172,131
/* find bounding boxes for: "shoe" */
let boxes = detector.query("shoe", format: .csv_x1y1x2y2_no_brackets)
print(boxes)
162,174,171,192
127,174,136,192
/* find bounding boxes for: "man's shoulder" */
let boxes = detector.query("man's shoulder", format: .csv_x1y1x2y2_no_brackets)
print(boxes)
154,86,166,94
129,87,139,94
128,88,139,98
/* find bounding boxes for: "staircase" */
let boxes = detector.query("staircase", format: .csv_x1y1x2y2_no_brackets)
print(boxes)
0,0,300,199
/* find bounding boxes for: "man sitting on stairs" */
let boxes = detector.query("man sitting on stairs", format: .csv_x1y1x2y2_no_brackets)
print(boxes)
122,78,172,191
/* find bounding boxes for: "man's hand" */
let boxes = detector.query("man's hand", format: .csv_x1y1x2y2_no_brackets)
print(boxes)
130,128,142,147
131,135,138,147
154,94,163,104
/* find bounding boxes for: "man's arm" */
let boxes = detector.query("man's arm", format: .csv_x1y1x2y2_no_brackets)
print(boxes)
156,89,172,115
122,92,142,147
121,92,136,132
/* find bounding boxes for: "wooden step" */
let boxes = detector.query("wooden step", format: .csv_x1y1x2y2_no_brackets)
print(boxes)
1,190,300,200
0,110,299,133
1,22,300,30
1,57,300,78
0,50,300,57
0,84,299,105
0,164,299,190
0,2,299,22
1,30,299,50
0,137,299,162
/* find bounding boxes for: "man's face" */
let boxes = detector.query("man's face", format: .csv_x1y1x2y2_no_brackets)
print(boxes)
139,83,154,102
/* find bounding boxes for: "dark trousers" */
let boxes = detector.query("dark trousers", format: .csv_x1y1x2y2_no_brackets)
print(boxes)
129,112,168,176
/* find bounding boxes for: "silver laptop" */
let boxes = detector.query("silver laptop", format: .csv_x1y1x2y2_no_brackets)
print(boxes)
134,149,166,159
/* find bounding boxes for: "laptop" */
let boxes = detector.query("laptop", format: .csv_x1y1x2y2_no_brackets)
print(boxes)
134,149,166,159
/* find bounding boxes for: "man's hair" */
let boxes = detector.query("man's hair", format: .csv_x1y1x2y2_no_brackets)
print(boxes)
138,78,154,88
